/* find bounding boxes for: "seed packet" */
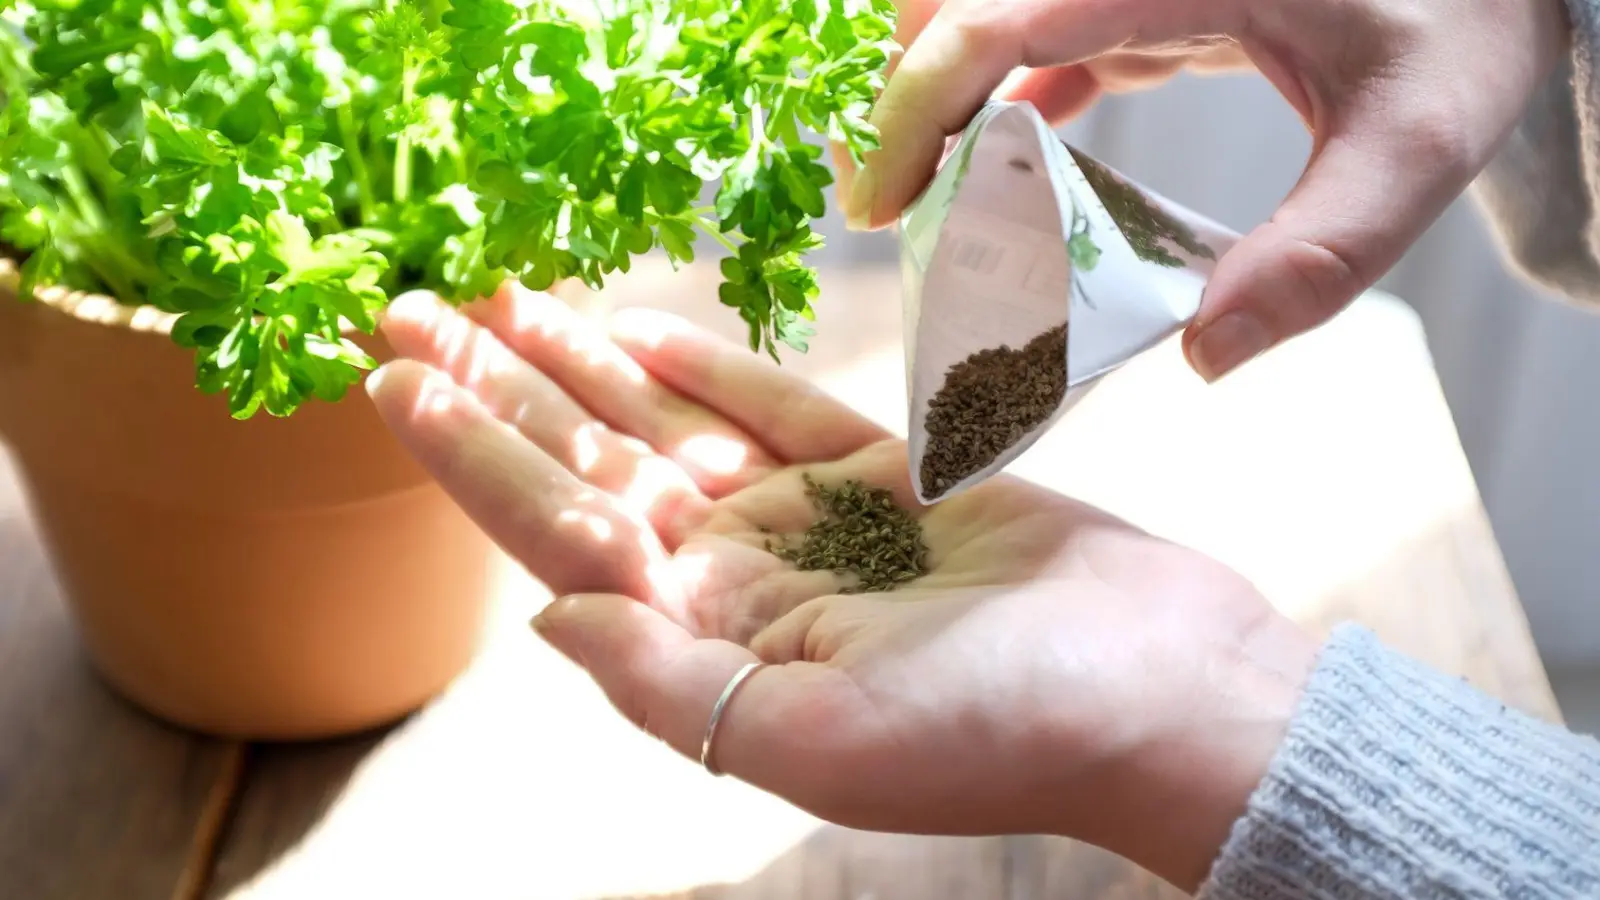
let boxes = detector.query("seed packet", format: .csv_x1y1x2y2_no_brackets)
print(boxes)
899,100,1241,505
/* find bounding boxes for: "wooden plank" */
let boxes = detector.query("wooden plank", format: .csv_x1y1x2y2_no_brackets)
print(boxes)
202,732,384,899
1447,504,1564,721
1305,510,1563,723
0,445,235,900
207,558,841,900
1015,835,1187,900
636,831,1014,900
201,259,1555,900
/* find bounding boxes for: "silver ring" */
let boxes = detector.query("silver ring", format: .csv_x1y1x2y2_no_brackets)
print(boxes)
700,662,765,776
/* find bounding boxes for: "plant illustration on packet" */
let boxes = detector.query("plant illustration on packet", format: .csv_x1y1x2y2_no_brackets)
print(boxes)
898,100,1242,504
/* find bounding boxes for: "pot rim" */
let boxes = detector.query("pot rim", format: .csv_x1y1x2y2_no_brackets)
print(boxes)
0,257,593,340
0,256,183,337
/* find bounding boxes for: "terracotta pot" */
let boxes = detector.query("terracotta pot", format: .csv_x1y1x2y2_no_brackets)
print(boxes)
0,266,512,741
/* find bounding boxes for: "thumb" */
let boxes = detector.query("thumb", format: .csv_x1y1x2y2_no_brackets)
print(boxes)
531,594,859,801
828,0,941,212
1182,104,1476,381
845,0,1141,231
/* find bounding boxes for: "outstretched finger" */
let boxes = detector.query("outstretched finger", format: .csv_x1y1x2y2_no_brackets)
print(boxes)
532,592,874,810
608,307,891,465
380,290,712,548
366,359,689,623
461,286,782,498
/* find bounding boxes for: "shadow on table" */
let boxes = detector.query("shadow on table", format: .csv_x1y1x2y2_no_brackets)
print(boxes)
585,829,1182,900
0,516,237,900
204,729,392,899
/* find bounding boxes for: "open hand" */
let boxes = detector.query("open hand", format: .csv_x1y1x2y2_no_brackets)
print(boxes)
845,0,1571,381
365,285,1317,891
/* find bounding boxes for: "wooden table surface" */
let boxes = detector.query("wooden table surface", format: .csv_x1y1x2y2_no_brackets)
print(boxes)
0,259,1563,900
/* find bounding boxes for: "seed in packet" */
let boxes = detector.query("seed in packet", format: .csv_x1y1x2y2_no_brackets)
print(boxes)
897,100,1241,504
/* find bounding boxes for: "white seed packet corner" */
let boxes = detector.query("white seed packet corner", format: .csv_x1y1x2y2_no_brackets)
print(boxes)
899,100,1242,505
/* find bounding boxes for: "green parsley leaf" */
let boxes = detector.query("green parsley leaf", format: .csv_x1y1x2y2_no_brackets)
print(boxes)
0,0,897,418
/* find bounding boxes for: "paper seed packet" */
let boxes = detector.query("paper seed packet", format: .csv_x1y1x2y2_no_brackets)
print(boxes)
899,100,1241,505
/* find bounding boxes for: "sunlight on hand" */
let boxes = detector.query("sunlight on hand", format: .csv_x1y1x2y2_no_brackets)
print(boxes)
619,456,698,519
647,549,718,633
607,305,678,350
419,377,456,415
572,421,605,473
556,507,614,542
668,548,715,589
674,433,750,477
505,283,649,383
390,289,530,399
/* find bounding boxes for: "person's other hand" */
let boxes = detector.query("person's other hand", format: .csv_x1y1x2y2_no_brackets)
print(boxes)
365,285,1318,891
845,0,1571,381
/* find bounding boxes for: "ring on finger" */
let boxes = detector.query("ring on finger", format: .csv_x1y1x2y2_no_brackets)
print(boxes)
700,662,766,777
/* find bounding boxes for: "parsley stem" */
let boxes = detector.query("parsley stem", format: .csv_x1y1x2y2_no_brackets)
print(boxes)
66,130,161,288
67,128,120,197
753,75,809,90
336,103,378,225
394,61,419,206
693,216,740,255
59,163,104,231
58,163,144,303
79,237,144,307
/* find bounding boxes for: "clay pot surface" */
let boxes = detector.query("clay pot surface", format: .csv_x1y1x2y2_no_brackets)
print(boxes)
0,267,499,741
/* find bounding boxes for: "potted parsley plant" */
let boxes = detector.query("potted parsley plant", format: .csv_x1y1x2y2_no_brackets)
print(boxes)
0,0,894,740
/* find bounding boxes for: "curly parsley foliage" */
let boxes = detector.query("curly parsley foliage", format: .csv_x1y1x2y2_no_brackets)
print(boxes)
0,0,897,418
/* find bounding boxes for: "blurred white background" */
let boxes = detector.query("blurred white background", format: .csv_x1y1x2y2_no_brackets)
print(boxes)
805,72,1600,718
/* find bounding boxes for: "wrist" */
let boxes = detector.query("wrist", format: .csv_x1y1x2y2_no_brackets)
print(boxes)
1081,611,1319,892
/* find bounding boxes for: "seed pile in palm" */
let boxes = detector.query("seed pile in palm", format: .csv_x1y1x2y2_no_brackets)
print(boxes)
762,473,929,593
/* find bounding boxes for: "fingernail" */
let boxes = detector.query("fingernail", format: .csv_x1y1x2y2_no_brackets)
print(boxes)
833,156,857,205
384,289,441,330
530,601,579,664
1189,312,1271,382
531,595,577,631
845,165,878,231
363,363,390,398
534,594,596,629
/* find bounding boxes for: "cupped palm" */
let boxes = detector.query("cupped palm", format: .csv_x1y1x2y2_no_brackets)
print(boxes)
367,284,1310,891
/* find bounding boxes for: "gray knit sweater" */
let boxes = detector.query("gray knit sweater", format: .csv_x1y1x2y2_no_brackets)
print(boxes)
1196,11,1600,898
1197,626,1600,898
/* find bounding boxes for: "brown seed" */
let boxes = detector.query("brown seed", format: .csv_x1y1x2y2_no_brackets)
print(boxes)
757,474,930,593
1066,145,1215,269
919,322,1069,499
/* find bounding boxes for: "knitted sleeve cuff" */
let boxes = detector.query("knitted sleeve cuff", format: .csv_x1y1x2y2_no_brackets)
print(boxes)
1196,623,1600,900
